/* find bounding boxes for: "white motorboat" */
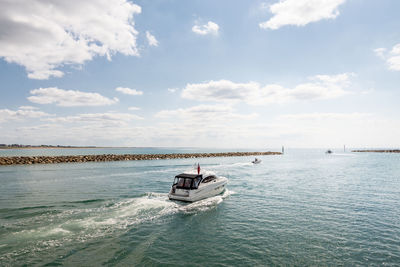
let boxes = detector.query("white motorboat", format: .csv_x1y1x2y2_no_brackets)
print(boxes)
252,158,262,164
168,169,228,202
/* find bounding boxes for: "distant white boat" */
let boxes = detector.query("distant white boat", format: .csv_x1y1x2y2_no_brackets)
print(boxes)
168,165,227,202
252,158,262,164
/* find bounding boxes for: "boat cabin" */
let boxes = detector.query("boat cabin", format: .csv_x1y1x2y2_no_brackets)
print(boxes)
173,173,217,190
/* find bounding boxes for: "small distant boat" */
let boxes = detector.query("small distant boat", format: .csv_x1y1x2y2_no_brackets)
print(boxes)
168,164,228,202
326,150,333,154
252,158,262,164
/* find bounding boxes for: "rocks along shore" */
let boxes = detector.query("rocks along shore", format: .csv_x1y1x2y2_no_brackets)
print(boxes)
352,150,400,153
0,151,282,166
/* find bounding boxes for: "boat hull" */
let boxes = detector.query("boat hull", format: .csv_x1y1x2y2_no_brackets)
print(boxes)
168,177,227,202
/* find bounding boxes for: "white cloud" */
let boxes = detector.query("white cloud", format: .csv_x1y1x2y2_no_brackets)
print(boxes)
128,106,141,111
279,112,371,120
167,88,178,93
310,73,353,84
388,57,400,71
44,112,143,125
115,87,143,96
0,0,141,79
192,21,219,36
0,108,51,123
375,43,400,71
388,44,400,71
146,31,159,47
374,48,386,59
155,104,258,122
182,80,257,102
28,87,119,107
19,106,39,110
391,44,400,54
181,73,352,105
260,0,346,30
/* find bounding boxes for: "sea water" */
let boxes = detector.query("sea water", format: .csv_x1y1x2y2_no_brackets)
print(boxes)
1,148,400,266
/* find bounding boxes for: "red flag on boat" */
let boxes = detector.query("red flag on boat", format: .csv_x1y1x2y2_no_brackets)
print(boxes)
197,163,200,174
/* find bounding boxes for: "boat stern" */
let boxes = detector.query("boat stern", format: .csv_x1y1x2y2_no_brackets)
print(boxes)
168,187,192,201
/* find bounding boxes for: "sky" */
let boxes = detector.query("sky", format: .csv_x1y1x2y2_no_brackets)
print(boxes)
0,0,399,148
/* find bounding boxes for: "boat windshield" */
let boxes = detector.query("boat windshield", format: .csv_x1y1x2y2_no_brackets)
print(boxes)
174,177,192,189
174,177,202,189
184,178,192,188
176,177,185,187
193,177,202,189
202,175,216,183
173,174,203,189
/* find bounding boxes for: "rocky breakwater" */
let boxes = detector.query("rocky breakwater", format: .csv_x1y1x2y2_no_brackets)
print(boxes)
352,149,400,153
0,151,282,166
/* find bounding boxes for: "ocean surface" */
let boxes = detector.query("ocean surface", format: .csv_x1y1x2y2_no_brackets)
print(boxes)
1,148,400,266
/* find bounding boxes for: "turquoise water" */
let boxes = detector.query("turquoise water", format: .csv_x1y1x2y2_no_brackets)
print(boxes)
1,149,400,266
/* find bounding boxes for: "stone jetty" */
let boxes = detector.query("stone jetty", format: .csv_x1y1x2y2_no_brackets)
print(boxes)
352,150,400,153
0,151,282,166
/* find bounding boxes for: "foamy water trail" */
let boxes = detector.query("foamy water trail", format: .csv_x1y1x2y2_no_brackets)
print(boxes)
211,162,253,169
1,189,234,262
178,189,235,214
2,195,176,258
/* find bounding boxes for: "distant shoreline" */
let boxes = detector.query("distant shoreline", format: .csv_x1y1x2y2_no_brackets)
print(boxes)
352,150,400,153
0,151,282,166
0,146,115,150
0,146,99,150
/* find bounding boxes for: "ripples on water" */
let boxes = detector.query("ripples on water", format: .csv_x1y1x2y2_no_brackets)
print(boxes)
1,149,400,265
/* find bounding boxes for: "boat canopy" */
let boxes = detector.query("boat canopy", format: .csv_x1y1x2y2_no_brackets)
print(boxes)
174,173,203,189
175,173,202,179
